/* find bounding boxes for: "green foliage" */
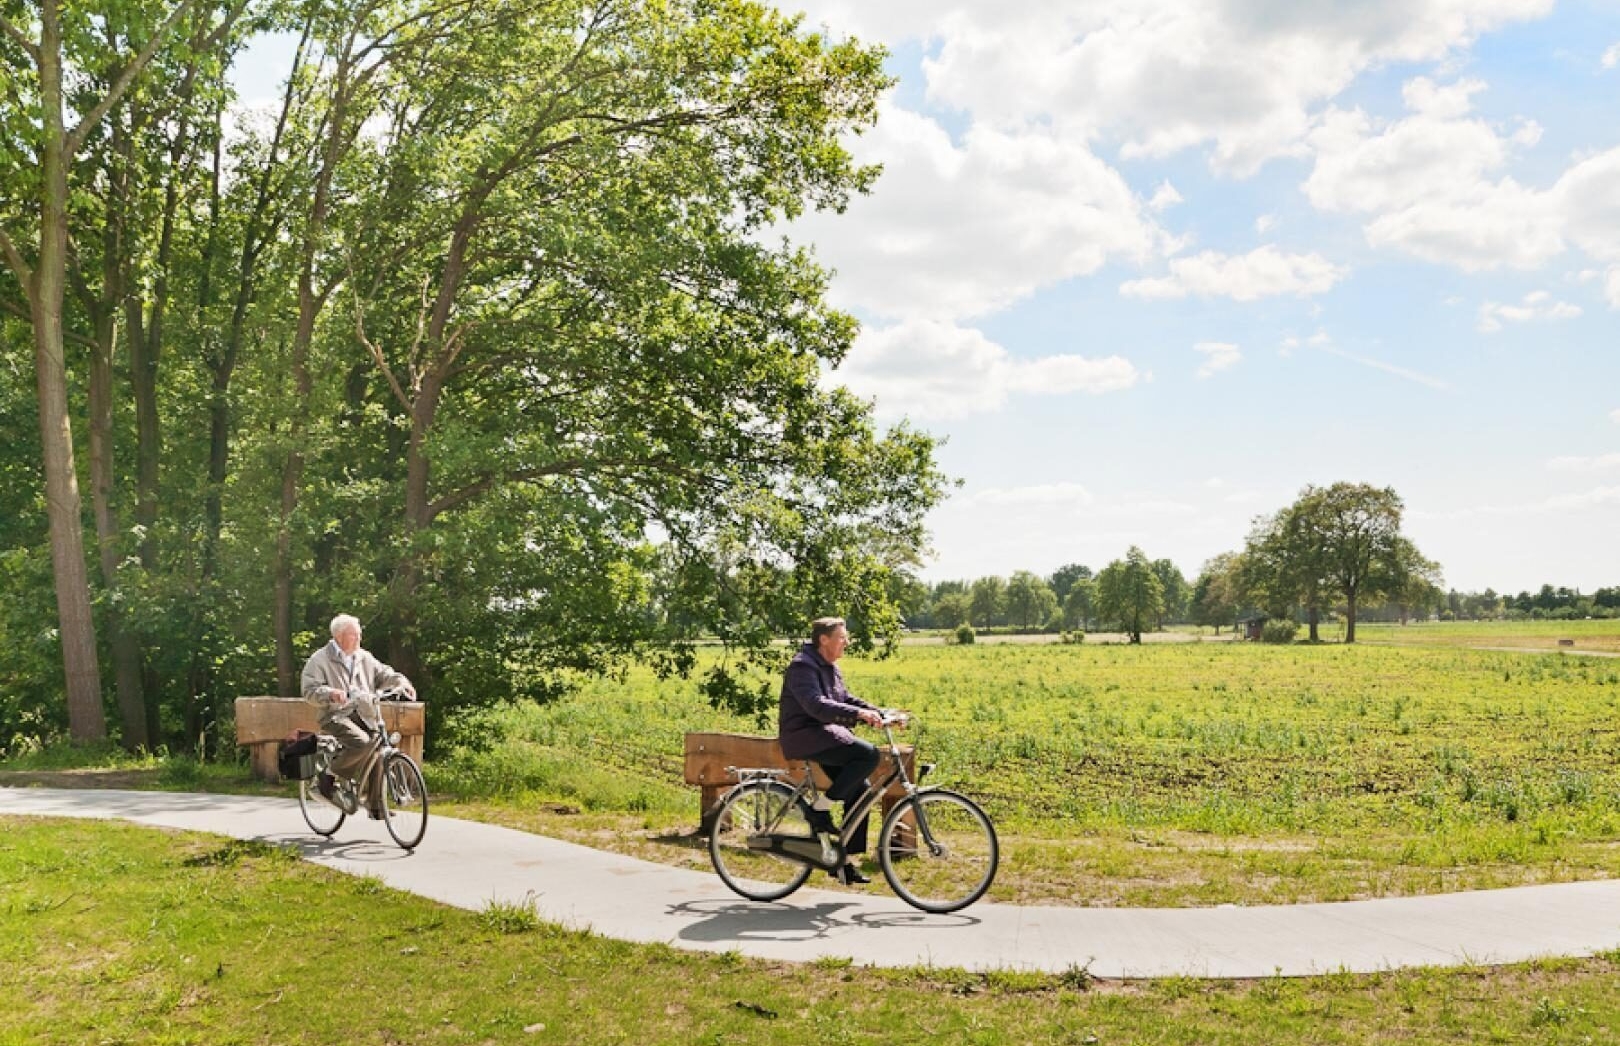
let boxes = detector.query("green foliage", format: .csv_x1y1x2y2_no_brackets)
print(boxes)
1261,619,1300,644
0,0,946,747
953,623,977,645
479,893,545,935
1094,546,1165,643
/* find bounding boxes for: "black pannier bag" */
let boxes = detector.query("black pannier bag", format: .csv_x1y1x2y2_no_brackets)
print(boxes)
278,731,320,780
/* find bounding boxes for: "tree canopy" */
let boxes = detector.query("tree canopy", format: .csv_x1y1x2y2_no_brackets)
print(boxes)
0,0,948,750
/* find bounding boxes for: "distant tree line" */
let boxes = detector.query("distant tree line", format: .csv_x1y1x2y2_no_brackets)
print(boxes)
902,481,1615,644
894,554,1190,641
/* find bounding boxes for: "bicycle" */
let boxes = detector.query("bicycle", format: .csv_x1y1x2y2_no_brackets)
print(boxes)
707,712,998,913
297,688,429,850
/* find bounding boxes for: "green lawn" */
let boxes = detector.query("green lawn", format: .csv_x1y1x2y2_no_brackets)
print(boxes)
5,816,1620,1045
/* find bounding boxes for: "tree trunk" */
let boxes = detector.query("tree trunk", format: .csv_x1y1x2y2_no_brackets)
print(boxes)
85,199,150,750
34,5,106,739
1307,604,1320,642
273,38,356,696
1345,592,1358,644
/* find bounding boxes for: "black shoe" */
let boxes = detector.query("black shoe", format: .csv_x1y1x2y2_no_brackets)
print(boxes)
368,806,385,820
808,808,837,835
318,773,335,800
830,862,870,885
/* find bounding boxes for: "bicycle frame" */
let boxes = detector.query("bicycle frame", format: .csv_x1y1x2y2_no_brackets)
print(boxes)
726,716,926,869
318,698,406,814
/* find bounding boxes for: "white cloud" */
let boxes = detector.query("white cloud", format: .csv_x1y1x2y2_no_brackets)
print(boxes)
1604,42,1620,68
1304,78,1563,271
1555,148,1620,265
1608,270,1620,308
1149,180,1184,212
833,319,1141,420
1256,214,1277,234
1120,245,1345,301
790,106,1161,322
796,0,1553,175
1547,453,1620,473
1477,290,1582,332
1194,341,1242,378
1611,408,1620,424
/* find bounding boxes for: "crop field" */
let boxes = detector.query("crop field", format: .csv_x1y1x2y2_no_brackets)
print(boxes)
1355,618,1620,653
435,641,1620,908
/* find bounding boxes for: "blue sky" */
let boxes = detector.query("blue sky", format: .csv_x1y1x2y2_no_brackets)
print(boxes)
230,3,1620,597
779,0,1620,594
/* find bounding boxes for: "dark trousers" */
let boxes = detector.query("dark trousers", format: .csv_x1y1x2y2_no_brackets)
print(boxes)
809,739,880,854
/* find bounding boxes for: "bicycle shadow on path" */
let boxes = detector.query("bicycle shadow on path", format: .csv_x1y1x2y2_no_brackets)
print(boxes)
668,898,979,945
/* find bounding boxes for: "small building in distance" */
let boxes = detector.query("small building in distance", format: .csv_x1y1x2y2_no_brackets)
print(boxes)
1236,613,1269,641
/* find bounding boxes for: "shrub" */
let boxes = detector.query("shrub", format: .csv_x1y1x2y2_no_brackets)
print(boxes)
1260,619,1299,645
1061,630,1086,645
953,624,976,645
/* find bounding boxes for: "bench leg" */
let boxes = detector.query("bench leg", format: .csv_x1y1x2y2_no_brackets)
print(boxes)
250,742,281,784
881,795,918,856
698,784,728,837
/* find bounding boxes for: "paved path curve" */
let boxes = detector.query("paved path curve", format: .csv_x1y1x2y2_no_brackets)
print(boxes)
7,786,1620,979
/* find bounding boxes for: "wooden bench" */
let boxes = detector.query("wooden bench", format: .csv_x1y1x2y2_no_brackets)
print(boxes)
683,732,915,836
234,696,425,783
1558,638,1575,648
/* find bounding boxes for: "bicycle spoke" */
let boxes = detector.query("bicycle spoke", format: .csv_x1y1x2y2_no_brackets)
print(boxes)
879,790,998,913
298,776,345,837
381,753,428,850
708,781,815,902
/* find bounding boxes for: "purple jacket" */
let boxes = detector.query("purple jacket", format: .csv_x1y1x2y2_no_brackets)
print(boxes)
778,642,878,759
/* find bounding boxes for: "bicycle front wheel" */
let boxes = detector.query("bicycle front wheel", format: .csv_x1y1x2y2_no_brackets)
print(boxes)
879,790,998,913
299,777,345,837
708,780,815,902
380,752,428,850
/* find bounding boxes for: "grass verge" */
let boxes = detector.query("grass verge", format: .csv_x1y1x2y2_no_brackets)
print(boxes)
6,816,1620,1045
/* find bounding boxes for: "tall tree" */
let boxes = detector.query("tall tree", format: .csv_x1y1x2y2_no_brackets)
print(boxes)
1298,483,1410,643
1386,536,1443,625
0,0,237,740
1150,558,1188,629
1192,551,1243,633
1095,546,1163,644
968,576,1007,628
1048,562,1091,605
1241,502,1330,641
1005,570,1057,629
1063,576,1095,631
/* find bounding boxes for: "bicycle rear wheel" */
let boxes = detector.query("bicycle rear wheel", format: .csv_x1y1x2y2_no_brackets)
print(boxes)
380,752,428,850
879,789,998,913
708,780,815,902
299,777,345,837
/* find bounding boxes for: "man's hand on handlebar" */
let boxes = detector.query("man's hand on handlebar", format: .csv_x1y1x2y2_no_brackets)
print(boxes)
859,708,908,729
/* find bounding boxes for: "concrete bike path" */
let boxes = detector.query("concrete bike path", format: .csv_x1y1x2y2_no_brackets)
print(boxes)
6,786,1620,980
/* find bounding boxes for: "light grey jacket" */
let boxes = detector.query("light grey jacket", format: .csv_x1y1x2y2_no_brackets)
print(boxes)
300,641,412,727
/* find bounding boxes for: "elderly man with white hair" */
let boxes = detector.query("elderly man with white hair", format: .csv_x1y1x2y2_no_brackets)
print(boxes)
300,614,416,816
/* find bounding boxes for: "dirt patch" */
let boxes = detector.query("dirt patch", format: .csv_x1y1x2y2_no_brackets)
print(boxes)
0,768,162,789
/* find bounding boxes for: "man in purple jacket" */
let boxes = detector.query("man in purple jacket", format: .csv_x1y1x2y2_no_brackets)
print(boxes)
778,616,889,885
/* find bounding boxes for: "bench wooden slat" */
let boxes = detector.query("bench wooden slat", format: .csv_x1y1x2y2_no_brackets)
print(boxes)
234,696,425,782
683,731,914,836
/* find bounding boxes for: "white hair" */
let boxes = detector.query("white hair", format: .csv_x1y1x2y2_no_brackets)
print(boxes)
329,614,362,639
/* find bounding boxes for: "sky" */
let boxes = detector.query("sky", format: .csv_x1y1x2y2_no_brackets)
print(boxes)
774,0,1620,596
230,2,1620,597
